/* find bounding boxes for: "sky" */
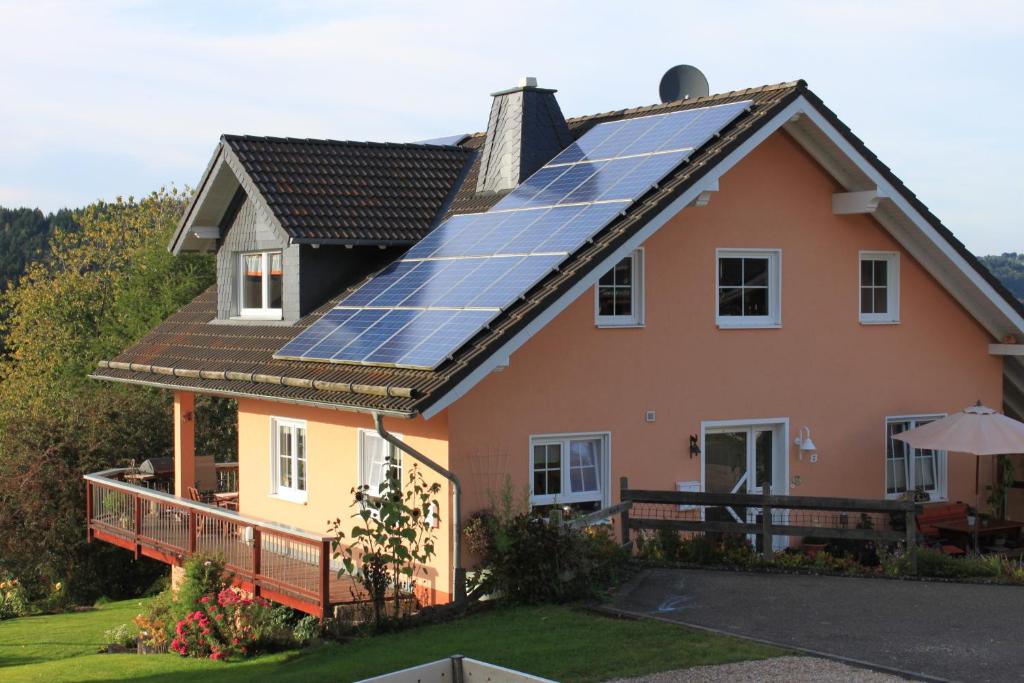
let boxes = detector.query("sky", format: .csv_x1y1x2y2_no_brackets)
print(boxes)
0,0,1021,256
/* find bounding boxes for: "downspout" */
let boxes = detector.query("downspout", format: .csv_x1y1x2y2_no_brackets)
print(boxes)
373,412,466,604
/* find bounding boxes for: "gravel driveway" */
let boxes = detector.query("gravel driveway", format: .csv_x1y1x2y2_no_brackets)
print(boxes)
606,656,905,682
609,568,1024,682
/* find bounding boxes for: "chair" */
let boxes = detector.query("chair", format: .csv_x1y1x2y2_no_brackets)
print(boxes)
916,503,968,556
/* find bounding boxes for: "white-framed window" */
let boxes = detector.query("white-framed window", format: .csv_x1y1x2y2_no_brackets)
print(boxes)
239,251,283,319
358,429,403,497
270,417,307,503
595,249,644,327
859,251,900,324
885,415,947,500
715,249,781,328
529,432,610,508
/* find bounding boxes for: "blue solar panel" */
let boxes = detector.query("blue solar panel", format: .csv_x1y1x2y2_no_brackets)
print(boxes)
276,99,751,368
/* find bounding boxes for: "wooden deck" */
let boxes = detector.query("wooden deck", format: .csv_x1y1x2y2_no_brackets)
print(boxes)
85,468,367,617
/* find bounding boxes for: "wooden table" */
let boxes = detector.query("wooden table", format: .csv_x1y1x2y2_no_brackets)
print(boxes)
212,492,239,511
933,519,1024,552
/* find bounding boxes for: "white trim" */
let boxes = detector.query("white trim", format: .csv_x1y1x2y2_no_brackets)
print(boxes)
883,413,948,501
714,248,782,329
238,251,283,320
832,190,885,215
269,416,308,504
356,428,404,495
858,251,900,325
795,103,1024,337
420,94,1024,420
419,98,806,420
594,247,645,328
990,344,1024,356
528,431,612,508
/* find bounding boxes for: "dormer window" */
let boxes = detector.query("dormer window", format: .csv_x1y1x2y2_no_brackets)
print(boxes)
240,251,283,319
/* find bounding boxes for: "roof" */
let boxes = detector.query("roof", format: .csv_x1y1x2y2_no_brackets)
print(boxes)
93,80,1024,418
182,136,473,247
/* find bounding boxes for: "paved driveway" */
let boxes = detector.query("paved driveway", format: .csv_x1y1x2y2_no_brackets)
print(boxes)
609,568,1024,682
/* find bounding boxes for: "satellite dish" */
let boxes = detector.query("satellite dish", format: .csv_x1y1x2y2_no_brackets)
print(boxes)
659,65,710,103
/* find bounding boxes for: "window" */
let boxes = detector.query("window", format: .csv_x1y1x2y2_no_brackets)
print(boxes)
358,430,403,497
886,415,946,499
595,249,644,327
271,418,307,502
859,252,900,324
716,249,781,328
240,251,283,319
529,433,610,508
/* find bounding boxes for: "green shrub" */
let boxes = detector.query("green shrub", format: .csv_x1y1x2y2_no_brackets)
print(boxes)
0,576,29,620
171,554,229,633
104,623,137,648
293,614,322,646
479,513,626,604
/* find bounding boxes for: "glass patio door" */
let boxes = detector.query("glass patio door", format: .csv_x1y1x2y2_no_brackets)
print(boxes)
704,426,778,545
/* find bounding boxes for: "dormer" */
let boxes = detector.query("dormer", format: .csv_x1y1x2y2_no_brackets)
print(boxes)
170,135,472,322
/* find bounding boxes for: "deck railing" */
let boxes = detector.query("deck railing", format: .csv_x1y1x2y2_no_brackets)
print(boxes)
85,468,333,617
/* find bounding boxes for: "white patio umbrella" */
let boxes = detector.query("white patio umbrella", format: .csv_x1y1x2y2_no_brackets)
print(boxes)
893,402,1024,549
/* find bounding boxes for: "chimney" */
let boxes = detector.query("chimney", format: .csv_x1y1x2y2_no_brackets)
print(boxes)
476,77,573,194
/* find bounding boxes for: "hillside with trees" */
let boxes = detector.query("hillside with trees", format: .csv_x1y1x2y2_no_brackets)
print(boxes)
0,207,80,292
981,252,1024,301
0,191,234,603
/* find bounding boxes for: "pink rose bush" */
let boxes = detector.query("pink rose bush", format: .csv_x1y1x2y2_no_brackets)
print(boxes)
170,587,271,661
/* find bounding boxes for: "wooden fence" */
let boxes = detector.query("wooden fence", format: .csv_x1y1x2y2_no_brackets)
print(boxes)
618,477,920,574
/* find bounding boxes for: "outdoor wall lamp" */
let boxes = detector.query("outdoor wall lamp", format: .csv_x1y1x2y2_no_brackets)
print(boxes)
689,435,701,458
794,426,817,462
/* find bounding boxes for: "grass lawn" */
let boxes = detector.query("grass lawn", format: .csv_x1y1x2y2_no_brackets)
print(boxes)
0,598,783,682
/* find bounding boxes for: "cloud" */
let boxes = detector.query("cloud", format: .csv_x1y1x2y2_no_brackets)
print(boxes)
0,0,1021,253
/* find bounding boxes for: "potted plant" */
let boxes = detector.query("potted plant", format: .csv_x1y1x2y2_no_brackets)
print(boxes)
801,536,828,559
966,505,977,527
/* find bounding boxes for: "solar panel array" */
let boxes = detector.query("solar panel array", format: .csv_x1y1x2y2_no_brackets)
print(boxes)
276,100,752,369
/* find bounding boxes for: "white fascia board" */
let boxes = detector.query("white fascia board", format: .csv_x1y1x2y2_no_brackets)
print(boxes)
170,143,225,255
797,104,1024,336
420,98,805,420
991,344,1024,356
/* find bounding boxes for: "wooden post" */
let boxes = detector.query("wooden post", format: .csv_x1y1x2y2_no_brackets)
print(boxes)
85,481,93,543
761,483,773,560
187,509,197,554
319,539,331,621
619,477,631,548
905,503,918,576
252,528,262,597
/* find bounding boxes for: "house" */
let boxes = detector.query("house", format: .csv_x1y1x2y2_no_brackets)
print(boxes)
84,72,1024,617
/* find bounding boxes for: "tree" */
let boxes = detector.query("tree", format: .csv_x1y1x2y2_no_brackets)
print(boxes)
0,189,218,601
980,252,1024,301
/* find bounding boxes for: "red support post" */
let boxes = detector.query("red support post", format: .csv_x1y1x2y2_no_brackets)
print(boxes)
134,495,143,559
252,528,262,598
319,539,331,620
85,481,93,543
188,509,197,554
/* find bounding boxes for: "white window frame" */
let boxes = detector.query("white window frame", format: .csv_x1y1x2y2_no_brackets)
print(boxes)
859,251,900,324
239,251,283,320
594,248,644,327
357,429,404,498
885,414,947,501
269,417,307,503
528,432,611,508
715,248,782,329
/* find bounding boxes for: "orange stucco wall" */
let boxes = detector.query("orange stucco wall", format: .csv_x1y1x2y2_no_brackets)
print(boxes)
234,400,452,603
448,130,1002,516
235,129,1003,601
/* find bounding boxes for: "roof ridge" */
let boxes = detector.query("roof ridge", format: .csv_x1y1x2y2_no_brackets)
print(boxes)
220,134,470,152
458,80,806,142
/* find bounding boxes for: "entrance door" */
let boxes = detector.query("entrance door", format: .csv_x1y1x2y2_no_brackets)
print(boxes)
703,424,784,547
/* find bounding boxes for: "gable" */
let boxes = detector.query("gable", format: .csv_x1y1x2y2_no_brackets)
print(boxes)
420,91,1024,419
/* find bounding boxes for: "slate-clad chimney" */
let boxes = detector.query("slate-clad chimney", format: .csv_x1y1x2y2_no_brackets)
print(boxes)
476,77,573,194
